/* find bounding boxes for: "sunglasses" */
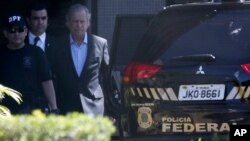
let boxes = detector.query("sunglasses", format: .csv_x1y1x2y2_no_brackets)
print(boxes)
7,27,25,33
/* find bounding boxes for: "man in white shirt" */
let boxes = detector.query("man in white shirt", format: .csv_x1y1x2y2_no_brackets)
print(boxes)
26,2,57,71
26,2,57,64
25,2,59,113
26,2,48,51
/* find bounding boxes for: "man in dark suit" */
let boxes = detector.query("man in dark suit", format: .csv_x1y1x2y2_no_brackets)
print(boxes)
54,4,110,116
25,2,56,68
25,2,59,113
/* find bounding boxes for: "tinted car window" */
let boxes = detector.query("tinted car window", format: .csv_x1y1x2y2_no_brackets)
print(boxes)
135,5,250,66
111,15,153,66
161,10,250,66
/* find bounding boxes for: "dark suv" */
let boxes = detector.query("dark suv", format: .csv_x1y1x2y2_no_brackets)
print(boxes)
107,1,250,141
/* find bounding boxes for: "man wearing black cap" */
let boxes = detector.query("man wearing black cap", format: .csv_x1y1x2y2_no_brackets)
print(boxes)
0,13,59,114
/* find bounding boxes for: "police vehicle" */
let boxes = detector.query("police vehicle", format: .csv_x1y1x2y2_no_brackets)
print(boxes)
106,0,250,141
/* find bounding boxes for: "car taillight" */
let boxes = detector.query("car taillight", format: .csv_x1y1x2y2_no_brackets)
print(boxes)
241,64,250,74
123,62,161,84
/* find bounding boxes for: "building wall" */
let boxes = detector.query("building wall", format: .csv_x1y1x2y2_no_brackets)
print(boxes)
96,0,165,47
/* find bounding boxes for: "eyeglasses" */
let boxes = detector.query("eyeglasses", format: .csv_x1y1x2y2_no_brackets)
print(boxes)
7,27,25,33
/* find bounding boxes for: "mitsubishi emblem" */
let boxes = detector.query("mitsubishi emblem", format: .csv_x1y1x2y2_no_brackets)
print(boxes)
196,65,205,74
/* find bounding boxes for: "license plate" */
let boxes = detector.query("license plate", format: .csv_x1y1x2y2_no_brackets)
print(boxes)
178,84,225,101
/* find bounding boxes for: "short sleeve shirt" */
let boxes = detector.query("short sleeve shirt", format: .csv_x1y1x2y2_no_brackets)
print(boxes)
0,44,52,112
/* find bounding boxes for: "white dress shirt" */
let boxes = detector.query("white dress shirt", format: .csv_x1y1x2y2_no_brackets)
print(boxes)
28,32,46,51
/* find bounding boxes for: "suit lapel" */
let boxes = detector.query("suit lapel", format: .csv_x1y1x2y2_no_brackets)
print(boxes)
63,37,79,77
45,34,51,52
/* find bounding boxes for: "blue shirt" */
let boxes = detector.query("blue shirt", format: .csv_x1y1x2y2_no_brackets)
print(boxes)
70,33,88,76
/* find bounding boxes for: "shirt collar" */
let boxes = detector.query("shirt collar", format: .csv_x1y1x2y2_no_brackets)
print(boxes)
70,32,88,45
29,32,46,43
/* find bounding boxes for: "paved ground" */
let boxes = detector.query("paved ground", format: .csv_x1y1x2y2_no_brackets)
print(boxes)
111,134,229,141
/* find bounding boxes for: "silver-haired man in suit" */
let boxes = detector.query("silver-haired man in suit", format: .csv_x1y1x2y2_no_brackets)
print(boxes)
54,4,109,116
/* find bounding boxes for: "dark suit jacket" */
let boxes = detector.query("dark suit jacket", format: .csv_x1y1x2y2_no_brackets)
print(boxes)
25,34,57,70
54,33,110,114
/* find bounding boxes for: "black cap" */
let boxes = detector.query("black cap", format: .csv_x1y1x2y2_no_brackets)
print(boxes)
5,14,26,29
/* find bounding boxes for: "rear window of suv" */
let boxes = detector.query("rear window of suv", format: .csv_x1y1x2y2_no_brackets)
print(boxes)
135,6,250,66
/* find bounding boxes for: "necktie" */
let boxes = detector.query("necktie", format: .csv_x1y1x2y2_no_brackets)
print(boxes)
33,36,40,46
